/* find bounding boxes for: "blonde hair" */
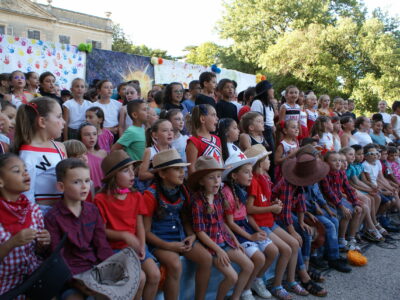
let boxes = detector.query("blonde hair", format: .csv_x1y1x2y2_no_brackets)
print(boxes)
240,111,262,133
63,140,87,157
318,95,330,109
339,146,354,155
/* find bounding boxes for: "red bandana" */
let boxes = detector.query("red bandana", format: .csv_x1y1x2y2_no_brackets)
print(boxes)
0,194,33,235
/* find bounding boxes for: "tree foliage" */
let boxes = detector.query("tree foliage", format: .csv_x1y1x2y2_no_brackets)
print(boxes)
111,23,175,60
218,0,400,113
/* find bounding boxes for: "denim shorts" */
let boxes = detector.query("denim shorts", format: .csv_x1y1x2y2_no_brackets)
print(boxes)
241,239,272,258
260,222,279,235
332,198,354,218
212,242,234,257
380,193,393,204
113,246,155,263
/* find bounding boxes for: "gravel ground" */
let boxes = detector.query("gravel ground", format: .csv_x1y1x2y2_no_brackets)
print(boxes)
256,232,400,300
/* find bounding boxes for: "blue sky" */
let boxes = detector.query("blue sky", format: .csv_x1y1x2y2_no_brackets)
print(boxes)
38,0,399,56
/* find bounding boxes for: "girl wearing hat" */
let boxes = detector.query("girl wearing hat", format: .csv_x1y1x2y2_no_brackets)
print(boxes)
189,156,254,300
143,149,212,300
222,152,277,299
186,104,221,175
94,150,160,300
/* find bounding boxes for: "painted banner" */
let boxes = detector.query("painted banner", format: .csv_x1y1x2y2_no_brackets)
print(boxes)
154,59,256,92
86,49,154,97
0,34,86,90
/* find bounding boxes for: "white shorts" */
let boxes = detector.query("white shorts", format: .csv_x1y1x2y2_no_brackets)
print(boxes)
241,238,273,258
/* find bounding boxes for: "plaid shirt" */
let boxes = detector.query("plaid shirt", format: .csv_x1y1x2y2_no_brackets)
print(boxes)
191,191,236,253
271,178,307,226
0,202,44,296
319,170,360,208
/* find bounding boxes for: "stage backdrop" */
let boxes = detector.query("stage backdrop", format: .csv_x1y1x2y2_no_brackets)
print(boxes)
86,49,154,98
154,59,256,92
0,34,86,90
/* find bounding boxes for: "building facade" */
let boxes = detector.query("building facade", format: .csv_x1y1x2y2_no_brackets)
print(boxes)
0,0,112,49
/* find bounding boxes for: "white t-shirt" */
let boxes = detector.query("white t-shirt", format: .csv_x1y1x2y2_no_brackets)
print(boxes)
353,131,373,147
319,132,334,151
93,100,122,128
63,99,94,129
251,100,274,127
362,160,382,185
379,112,391,124
172,134,189,163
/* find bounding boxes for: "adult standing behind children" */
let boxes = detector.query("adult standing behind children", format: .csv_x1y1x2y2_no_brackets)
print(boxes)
112,100,148,161
195,72,217,108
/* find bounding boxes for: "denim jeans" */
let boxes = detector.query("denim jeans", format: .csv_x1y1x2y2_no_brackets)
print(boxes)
315,210,340,260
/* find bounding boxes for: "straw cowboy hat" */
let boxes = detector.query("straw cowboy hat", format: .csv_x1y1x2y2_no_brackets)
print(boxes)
244,144,272,162
222,152,258,181
73,247,141,300
152,148,190,171
282,144,329,187
187,156,225,190
101,150,141,182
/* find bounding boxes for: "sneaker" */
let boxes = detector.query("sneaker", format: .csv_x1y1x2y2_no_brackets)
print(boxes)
251,278,272,298
328,259,352,273
240,290,256,300
348,239,361,251
339,239,349,252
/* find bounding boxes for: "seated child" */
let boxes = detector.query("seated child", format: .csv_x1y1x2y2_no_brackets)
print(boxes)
143,149,212,300
0,153,51,294
45,159,144,300
95,150,160,299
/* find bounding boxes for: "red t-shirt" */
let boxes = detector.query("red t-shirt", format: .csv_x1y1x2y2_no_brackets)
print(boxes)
248,174,274,227
187,135,222,164
238,105,251,120
94,191,147,249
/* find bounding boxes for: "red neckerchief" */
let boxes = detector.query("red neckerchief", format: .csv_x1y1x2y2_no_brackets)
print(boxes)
0,194,33,235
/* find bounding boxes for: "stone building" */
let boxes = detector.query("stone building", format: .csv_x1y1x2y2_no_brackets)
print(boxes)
0,0,112,49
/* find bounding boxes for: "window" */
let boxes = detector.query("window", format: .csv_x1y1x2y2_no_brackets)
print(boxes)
0,25,5,35
27,29,40,40
87,39,102,49
59,35,70,44
6,26,13,36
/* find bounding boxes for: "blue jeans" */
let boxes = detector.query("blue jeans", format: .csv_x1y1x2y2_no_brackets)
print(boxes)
315,210,340,260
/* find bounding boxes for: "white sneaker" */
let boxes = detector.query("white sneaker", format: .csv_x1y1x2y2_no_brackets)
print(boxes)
251,279,272,298
240,289,256,300
348,239,361,251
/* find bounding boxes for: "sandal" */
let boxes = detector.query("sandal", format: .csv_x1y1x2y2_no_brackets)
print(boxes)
308,269,325,282
271,286,293,300
376,223,389,236
301,280,328,297
288,281,309,296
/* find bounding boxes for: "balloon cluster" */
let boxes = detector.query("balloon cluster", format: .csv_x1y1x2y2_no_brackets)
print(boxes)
151,57,164,65
211,64,221,74
77,43,93,53
256,74,267,83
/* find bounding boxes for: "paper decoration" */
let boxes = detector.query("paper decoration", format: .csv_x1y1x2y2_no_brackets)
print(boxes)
0,34,86,90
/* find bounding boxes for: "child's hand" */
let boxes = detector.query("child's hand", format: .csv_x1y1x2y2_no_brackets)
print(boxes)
291,231,303,247
168,241,186,253
299,222,312,235
250,232,266,242
270,204,282,214
315,207,324,216
182,235,196,252
124,232,140,251
36,230,51,247
354,205,363,215
12,228,37,247
216,248,230,267
137,245,146,260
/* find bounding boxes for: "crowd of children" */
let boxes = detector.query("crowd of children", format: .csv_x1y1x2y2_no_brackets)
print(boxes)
0,69,400,300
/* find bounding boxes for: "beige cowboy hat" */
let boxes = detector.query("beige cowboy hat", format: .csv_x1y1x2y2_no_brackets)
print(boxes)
244,144,272,163
101,150,141,182
282,144,329,186
152,148,190,171
187,156,225,190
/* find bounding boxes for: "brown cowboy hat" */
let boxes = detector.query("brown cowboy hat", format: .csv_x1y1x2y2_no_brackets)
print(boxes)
282,144,329,186
152,148,190,171
187,156,225,190
244,144,272,163
101,150,141,182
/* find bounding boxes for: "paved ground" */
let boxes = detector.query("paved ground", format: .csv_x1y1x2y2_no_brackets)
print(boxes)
257,232,400,300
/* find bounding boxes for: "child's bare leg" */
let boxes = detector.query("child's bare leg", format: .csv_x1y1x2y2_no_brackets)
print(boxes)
154,249,182,300
259,243,279,275
244,250,265,290
369,193,380,224
213,259,238,300
348,209,362,238
184,242,213,300
141,258,161,300
227,248,254,300
134,270,146,300
272,227,299,283
268,232,292,287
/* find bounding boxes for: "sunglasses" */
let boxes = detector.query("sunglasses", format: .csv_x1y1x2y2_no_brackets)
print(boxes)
366,152,379,156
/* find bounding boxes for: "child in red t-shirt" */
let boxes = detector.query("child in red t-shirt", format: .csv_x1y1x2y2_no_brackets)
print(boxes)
94,150,160,300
